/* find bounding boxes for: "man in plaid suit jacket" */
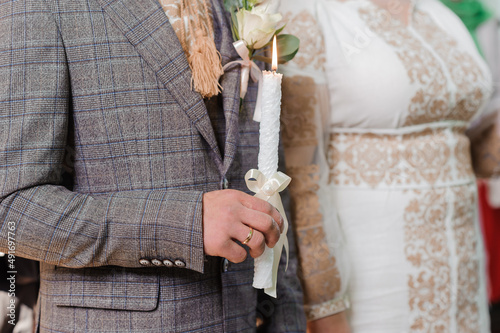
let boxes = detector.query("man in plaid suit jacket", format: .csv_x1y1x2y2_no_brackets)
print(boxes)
0,0,307,331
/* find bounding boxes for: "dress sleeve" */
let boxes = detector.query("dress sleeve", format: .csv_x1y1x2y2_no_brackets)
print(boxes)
477,16,500,117
469,18,500,178
280,5,350,319
281,73,349,320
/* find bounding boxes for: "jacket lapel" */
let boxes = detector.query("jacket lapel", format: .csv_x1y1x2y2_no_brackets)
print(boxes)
211,0,242,174
95,0,223,168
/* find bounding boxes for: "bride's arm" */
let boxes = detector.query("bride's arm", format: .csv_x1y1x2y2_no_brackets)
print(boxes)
280,73,350,330
307,312,350,333
278,3,351,330
468,18,500,178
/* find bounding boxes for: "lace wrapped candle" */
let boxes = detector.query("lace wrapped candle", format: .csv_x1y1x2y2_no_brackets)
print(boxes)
252,69,283,292
252,36,287,297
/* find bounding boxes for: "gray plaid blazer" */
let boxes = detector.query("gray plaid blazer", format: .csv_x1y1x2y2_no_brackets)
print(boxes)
0,0,306,332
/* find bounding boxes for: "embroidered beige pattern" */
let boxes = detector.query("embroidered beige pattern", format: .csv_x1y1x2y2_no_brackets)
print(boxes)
403,129,451,185
452,186,480,332
304,298,347,321
413,12,486,123
282,11,326,71
359,4,487,127
287,164,342,315
358,5,450,126
404,189,451,331
281,76,319,149
331,132,400,186
327,129,472,188
454,129,474,179
327,143,342,185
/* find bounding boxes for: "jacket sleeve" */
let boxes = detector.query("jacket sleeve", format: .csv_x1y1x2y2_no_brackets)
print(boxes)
0,0,205,272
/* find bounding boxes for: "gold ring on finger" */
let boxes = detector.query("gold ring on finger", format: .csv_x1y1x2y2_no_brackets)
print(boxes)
242,227,254,245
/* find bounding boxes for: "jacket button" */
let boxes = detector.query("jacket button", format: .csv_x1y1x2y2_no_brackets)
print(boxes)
163,259,174,267
222,258,229,272
139,259,151,266
174,259,186,268
151,259,162,266
223,178,229,189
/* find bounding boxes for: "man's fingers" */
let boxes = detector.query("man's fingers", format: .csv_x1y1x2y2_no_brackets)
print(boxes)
236,225,265,258
202,190,284,261
241,208,280,248
223,240,248,264
240,194,284,233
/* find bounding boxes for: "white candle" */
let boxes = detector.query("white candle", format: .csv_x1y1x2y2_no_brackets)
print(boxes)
253,36,283,290
257,70,282,178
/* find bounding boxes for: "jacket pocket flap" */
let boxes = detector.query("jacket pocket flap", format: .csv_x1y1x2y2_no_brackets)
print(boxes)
41,264,159,312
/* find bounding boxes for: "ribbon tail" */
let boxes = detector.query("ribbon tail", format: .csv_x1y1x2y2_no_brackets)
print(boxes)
222,60,243,72
240,65,250,99
253,246,274,290
284,233,289,272
245,169,291,297
222,60,250,100
263,192,289,298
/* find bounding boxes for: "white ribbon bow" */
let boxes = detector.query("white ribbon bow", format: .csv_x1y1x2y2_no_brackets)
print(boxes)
245,169,291,297
222,40,264,122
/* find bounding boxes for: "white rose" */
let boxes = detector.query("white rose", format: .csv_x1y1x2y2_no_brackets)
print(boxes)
236,7,282,49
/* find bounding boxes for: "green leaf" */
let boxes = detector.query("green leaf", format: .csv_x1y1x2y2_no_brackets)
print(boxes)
252,34,300,64
252,54,272,64
223,0,241,12
276,34,300,60
278,49,299,63
231,11,240,41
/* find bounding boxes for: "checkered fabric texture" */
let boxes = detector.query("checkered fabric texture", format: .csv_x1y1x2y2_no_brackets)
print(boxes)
0,0,306,331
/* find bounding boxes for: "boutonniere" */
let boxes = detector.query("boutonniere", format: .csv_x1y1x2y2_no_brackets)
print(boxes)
223,0,299,118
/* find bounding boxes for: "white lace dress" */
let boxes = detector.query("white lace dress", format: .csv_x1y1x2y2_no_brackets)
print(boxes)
279,0,493,331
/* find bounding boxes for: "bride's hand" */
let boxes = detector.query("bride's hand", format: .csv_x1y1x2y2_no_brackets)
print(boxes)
307,311,350,333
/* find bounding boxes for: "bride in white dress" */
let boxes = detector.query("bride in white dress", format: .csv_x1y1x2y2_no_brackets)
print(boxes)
279,0,493,332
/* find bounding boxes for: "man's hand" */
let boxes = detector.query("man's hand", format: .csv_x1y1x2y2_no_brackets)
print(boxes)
202,189,284,263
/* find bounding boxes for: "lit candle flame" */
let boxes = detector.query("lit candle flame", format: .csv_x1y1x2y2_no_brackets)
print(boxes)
272,35,278,72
